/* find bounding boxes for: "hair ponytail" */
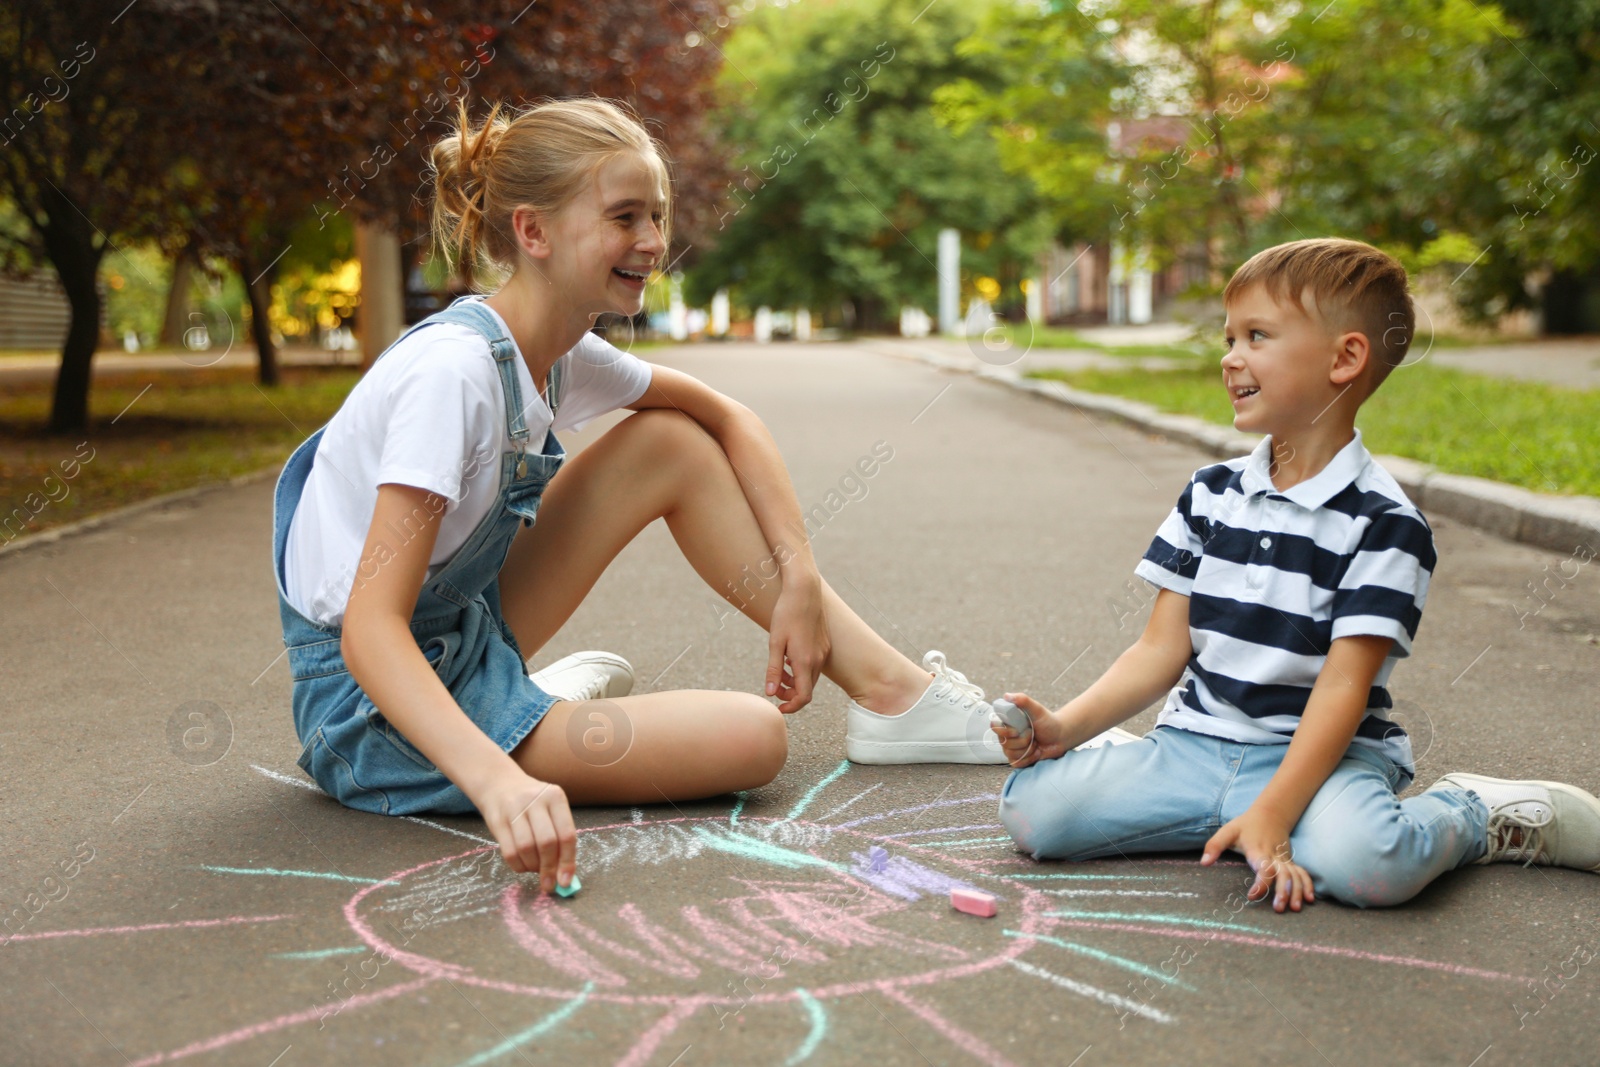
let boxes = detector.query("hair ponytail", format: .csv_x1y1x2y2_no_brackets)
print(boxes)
428,97,672,292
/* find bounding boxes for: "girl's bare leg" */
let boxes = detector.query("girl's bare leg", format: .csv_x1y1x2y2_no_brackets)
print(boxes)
498,409,932,715
517,690,787,805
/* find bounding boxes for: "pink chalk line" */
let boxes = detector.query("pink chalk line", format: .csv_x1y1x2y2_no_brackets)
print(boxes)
5,914,295,944
614,999,704,1067
1048,919,1527,983
340,836,1064,1008
876,984,1020,1067
125,977,436,1066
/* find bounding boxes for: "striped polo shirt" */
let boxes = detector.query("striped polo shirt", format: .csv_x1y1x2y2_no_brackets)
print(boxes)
1135,430,1435,781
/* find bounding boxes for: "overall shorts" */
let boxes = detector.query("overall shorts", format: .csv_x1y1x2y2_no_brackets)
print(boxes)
271,298,566,816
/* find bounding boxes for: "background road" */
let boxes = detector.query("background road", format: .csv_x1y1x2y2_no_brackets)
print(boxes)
2,342,1596,1066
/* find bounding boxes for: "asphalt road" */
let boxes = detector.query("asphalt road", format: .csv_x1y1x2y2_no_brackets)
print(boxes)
2,341,1596,1067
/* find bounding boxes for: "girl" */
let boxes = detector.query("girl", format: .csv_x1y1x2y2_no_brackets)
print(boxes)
271,98,1005,898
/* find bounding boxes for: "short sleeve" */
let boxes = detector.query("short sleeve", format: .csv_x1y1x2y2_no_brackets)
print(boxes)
1330,506,1435,654
375,346,499,513
552,333,654,432
1134,478,1205,595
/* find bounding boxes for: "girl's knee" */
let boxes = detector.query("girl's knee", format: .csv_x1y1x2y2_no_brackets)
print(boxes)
722,694,787,789
623,409,720,463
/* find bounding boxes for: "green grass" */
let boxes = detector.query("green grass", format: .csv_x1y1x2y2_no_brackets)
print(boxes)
1002,324,1215,360
1007,326,1521,359
1027,363,1599,497
2,366,360,538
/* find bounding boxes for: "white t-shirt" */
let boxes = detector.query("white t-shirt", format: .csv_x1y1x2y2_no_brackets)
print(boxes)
284,301,653,626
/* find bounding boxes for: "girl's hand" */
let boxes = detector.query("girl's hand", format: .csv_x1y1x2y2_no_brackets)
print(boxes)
475,772,577,896
991,692,1069,768
1201,807,1314,913
767,575,830,713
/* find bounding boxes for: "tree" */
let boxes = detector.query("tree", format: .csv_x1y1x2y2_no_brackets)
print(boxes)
1444,0,1600,330
684,0,1047,328
939,1,1494,285
0,0,192,432
1,0,729,431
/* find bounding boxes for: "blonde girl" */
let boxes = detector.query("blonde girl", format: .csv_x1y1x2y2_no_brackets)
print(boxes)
271,98,1004,897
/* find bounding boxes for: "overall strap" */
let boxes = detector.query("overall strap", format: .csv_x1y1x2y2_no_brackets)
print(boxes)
424,297,534,458
546,356,563,417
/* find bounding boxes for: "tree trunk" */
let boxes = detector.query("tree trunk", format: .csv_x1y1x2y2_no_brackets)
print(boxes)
356,221,404,371
39,186,106,436
1540,267,1600,335
237,250,279,386
159,248,196,347
853,294,887,333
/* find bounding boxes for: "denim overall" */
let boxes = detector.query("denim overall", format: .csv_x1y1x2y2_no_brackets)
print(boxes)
271,297,565,816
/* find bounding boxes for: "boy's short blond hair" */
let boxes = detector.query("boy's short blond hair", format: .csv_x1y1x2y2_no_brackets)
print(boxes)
1224,238,1415,389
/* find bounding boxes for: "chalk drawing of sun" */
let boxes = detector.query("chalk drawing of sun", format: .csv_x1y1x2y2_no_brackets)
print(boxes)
95,761,1527,1067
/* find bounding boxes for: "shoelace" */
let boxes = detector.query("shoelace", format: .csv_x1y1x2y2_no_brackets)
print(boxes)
922,650,984,710
1484,807,1552,866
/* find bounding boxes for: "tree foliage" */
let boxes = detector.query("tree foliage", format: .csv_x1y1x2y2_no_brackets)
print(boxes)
0,0,727,432
934,0,1599,327
685,0,1047,327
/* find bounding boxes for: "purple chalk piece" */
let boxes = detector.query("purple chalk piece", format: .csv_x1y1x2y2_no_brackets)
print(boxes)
869,846,888,873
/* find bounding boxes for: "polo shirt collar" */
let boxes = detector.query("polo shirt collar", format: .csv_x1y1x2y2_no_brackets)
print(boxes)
1241,430,1370,509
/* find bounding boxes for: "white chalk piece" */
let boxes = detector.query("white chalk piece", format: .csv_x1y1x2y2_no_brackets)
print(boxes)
990,698,1031,737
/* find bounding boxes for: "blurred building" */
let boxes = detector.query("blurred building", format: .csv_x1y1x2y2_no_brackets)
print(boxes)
0,271,87,347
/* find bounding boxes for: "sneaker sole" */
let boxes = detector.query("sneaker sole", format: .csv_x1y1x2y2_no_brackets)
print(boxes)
846,737,1010,765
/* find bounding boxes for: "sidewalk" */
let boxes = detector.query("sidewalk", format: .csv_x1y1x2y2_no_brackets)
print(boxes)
904,328,1600,391
1428,336,1600,389
2,341,1595,1066
857,337,1600,558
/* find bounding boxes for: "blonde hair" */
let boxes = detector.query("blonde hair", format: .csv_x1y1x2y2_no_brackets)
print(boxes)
429,98,672,291
1225,238,1415,389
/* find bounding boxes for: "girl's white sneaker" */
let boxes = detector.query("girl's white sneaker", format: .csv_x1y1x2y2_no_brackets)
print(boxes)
529,651,635,703
846,650,1008,765
1429,772,1600,871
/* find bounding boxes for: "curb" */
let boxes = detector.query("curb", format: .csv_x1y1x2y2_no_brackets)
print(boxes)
0,464,284,562
878,342,1600,557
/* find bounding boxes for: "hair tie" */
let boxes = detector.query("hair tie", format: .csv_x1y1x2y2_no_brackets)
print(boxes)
467,126,501,183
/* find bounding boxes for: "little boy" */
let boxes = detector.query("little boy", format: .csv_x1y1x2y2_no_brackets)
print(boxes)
995,238,1600,910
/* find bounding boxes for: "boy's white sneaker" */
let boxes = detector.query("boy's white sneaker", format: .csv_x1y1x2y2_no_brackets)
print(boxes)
1428,772,1600,871
529,651,635,703
846,650,1007,765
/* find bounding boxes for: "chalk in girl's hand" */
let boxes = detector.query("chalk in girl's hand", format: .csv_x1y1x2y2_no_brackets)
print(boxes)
950,888,997,917
555,874,582,898
868,846,888,872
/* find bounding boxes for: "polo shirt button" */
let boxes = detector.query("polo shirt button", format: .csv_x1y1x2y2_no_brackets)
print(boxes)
1260,537,1272,548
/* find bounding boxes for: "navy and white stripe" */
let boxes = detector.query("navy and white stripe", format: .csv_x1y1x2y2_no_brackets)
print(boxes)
1134,430,1434,781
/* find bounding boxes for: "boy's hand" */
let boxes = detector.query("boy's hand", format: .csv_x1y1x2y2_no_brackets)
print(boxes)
990,692,1068,768
475,773,578,896
1201,807,1314,913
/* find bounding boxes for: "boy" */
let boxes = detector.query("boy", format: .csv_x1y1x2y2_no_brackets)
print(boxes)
994,238,1600,910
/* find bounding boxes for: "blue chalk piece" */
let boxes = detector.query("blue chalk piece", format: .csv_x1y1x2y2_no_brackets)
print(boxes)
555,874,582,898
868,846,888,872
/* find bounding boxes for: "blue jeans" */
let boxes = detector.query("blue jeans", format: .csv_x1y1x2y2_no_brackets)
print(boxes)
999,726,1489,908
